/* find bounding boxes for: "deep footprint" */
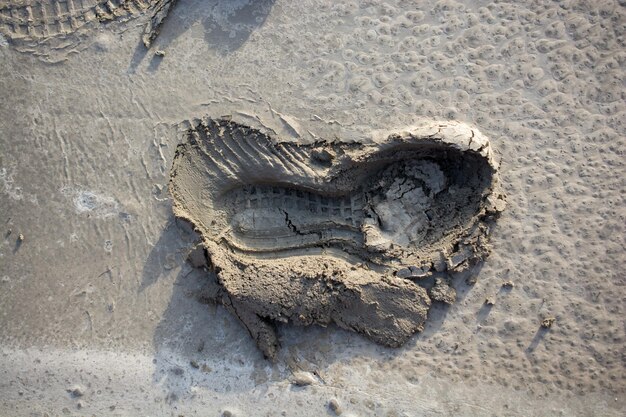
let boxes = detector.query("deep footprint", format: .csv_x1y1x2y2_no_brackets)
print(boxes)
169,117,505,359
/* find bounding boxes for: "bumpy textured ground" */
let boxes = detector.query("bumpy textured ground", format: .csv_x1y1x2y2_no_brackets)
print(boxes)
0,0,624,416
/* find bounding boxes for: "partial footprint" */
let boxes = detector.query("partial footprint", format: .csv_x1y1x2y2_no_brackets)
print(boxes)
169,117,505,359
0,0,174,60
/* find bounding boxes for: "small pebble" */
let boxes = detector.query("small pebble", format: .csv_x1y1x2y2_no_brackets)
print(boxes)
291,371,316,386
155,50,165,57
541,317,556,328
485,296,496,306
67,385,84,398
502,281,515,288
329,398,342,415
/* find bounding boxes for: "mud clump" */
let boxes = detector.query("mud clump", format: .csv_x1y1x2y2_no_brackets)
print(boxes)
142,0,178,48
169,117,505,360
541,317,556,329
429,278,457,305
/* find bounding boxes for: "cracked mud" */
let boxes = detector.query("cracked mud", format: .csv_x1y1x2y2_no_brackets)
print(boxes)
169,117,505,359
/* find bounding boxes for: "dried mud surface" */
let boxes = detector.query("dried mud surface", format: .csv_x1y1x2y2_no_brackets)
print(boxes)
1,0,625,415
170,118,504,358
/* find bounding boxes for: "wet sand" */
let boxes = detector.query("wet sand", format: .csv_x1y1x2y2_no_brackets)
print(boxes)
1,0,624,416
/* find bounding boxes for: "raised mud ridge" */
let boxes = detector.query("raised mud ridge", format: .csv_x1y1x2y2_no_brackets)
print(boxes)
169,118,505,360
0,0,175,59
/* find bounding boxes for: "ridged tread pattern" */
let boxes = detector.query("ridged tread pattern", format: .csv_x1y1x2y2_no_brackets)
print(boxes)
0,0,151,40
234,185,365,229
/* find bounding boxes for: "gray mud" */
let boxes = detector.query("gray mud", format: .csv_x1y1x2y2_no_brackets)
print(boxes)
169,117,505,359
0,0,173,61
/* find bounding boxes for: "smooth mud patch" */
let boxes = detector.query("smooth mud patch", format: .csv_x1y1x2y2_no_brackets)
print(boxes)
169,117,505,359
